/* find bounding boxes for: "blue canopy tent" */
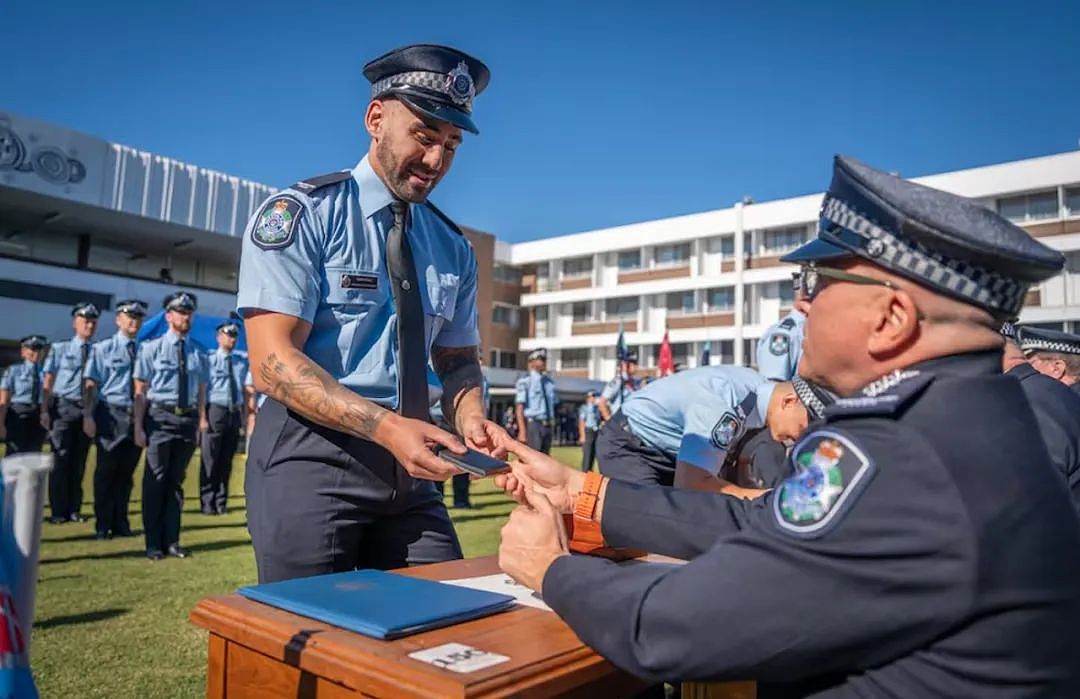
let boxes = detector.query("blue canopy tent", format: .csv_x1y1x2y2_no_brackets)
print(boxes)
137,311,247,353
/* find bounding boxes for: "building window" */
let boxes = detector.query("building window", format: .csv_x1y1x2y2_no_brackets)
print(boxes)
707,236,734,255
665,291,696,315
718,340,734,364
759,226,807,255
562,256,593,278
571,302,590,322
618,250,642,270
996,190,1059,222
493,264,521,284
561,348,590,369
654,242,691,266
605,296,640,319
500,352,517,369
1066,187,1080,217
706,287,734,311
492,305,519,326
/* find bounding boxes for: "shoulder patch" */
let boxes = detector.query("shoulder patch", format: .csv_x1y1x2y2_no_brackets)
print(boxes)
292,170,351,194
773,430,875,535
710,411,743,449
252,195,303,250
424,201,464,236
768,332,790,356
825,370,934,419
779,317,796,330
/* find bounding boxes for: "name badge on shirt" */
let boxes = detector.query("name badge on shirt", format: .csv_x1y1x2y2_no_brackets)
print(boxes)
340,273,379,290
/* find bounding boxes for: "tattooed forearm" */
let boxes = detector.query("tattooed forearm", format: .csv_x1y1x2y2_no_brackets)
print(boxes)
259,349,390,439
431,345,484,431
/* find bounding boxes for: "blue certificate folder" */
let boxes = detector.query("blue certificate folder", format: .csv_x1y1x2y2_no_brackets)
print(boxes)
237,569,516,640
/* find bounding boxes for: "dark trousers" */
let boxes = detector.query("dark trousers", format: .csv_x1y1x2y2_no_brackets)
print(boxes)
142,405,196,554
245,399,463,583
442,473,471,507
4,403,45,455
581,428,599,471
93,403,142,535
200,404,240,513
597,412,676,487
526,418,553,454
48,398,91,519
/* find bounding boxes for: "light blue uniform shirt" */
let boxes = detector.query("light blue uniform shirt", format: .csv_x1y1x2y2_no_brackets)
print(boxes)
1,361,43,405
206,349,249,408
579,402,601,431
600,374,641,416
134,331,209,404
622,366,774,475
42,336,93,401
236,155,480,410
756,309,806,381
85,332,139,407
515,370,556,421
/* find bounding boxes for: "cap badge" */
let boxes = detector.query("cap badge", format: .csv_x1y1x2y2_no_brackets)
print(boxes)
446,61,475,106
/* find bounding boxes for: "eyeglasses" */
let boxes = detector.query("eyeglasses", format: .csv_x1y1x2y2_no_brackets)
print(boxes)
801,265,926,319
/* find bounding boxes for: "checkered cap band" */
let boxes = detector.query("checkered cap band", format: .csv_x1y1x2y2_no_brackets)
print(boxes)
371,71,473,110
1000,321,1017,340
791,376,827,420
1018,336,1080,355
821,196,1029,316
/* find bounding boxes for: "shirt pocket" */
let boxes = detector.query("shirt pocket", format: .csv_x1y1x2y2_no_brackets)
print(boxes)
325,267,389,317
421,268,460,344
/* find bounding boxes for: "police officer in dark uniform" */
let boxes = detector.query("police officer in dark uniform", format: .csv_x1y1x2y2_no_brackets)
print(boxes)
515,348,557,453
494,155,1080,696
134,292,208,560
83,299,147,539
1001,322,1080,512
1016,325,1080,395
200,321,248,515
42,302,99,523
238,44,504,583
0,335,48,455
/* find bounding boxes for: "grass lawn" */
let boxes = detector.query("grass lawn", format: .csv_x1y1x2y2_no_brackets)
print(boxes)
29,444,583,698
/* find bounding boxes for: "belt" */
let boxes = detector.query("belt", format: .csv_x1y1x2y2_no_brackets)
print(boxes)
58,397,83,407
210,404,242,413
104,401,134,413
151,402,196,416
11,402,39,410
528,417,555,426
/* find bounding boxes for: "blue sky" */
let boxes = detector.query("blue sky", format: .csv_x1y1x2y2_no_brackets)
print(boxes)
5,1,1079,241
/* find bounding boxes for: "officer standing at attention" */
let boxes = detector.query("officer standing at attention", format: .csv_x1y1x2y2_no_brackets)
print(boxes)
238,44,503,583
0,335,48,455
755,272,806,380
83,299,147,539
515,348,557,453
42,302,99,524
134,292,208,560
493,155,1080,696
577,391,601,471
200,322,248,515
1001,322,1080,512
1016,326,1080,395
597,352,639,421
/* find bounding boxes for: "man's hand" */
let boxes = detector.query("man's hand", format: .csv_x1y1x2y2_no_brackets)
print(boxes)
458,414,509,460
134,428,147,449
199,417,210,433
493,432,584,514
376,414,466,481
83,416,96,439
498,488,569,593
40,411,50,431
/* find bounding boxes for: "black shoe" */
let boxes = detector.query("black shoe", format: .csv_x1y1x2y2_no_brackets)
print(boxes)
453,502,473,509
93,531,110,541
115,527,136,538
166,545,190,559
47,516,67,525
146,550,165,561
69,513,87,523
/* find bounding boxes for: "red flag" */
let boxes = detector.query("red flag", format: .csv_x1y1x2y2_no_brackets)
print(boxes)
657,330,674,377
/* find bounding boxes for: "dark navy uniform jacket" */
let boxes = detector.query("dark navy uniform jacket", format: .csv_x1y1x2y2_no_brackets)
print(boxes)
543,351,1080,697
1007,362,1080,514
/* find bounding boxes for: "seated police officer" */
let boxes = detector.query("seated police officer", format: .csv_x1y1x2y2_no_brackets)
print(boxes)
200,321,248,515
238,44,504,583
42,302,99,524
597,365,823,493
0,335,48,455
494,155,1080,696
83,299,147,539
1017,325,1080,395
134,292,208,560
755,271,806,381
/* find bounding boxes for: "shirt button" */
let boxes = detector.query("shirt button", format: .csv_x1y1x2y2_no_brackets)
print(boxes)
402,280,411,291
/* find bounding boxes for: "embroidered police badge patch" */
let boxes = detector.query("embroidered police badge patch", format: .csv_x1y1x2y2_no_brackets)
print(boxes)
769,332,790,356
252,196,302,250
774,430,873,534
711,411,742,449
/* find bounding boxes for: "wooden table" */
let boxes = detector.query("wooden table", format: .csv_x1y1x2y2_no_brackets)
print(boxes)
190,556,649,698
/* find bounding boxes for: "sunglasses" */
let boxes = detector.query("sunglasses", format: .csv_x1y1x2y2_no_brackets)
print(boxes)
801,265,926,319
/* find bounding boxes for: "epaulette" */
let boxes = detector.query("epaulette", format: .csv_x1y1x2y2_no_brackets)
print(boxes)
779,316,796,330
424,201,465,236
292,170,351,194
824,369,934,419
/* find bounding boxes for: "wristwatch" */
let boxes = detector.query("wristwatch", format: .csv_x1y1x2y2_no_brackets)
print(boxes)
565,472,644,561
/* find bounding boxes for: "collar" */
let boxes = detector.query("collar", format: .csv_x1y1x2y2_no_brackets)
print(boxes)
900,350,1002,380
115,331,136,344
353,154,399,219
216,347,232,356
1006,362,1038,382
71,335,90,346
165,329,189,344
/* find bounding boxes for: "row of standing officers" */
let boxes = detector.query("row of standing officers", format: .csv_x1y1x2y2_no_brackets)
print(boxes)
0,293,254,560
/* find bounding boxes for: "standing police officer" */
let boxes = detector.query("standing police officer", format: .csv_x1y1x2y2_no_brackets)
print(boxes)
1016,326,1080,395
200,322,247,515
42,302,99,523
755,272,806,381
515,349,557,453
0,335,48,455
494,156,1080,696
597,352,639,421
83,299,147,539
134,292,208,560
238,44,504,583
577,391,601,471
